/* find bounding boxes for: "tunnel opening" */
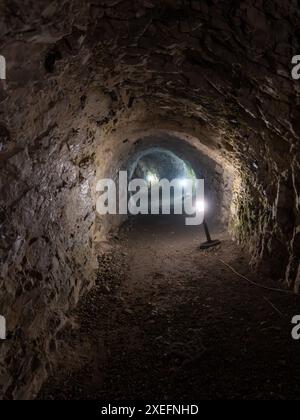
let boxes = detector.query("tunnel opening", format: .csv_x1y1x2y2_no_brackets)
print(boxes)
129,148,196,188
93,128,237,246
128,147,197,219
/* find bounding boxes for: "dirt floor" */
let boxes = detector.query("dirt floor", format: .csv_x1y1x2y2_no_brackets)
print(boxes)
39,215,300,400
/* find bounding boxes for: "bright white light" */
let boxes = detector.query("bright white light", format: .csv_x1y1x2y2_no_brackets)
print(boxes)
147,173,159,184
196,199,205,213
178,178,188,188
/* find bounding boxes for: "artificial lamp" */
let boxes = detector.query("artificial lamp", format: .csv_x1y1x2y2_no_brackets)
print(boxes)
198,199,221,250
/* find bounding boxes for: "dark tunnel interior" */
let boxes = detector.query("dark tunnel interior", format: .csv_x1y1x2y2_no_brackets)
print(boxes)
1,0,300,401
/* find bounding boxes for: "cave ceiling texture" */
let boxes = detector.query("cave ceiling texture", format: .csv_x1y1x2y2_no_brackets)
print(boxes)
0,0,300,401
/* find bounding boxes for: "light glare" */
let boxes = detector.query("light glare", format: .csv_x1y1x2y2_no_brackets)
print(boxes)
196,199,205,213
147,173,159,184
179,178,188,188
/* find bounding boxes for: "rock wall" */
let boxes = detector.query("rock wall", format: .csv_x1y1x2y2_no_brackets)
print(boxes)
0,0,299,399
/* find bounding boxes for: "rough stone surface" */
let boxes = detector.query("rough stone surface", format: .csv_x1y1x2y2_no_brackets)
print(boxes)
0,0,299,399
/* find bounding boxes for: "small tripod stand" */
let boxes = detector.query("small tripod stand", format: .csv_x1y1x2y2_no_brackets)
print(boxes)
200,219,221,250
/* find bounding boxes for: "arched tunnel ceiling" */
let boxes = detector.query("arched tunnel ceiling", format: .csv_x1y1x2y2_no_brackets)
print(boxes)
0,2,299,311
1,0,300,168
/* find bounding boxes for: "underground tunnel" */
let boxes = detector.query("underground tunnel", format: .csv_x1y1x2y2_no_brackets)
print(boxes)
1,0,300,402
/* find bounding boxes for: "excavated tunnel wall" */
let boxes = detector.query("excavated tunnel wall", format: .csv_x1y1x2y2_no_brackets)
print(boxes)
0,0,299,399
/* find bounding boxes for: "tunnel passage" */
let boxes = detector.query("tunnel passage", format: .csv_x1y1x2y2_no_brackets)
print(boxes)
126,144,233,226
129,148,197,217
1,0,300,400
130,148,194,186
94,130,236,241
